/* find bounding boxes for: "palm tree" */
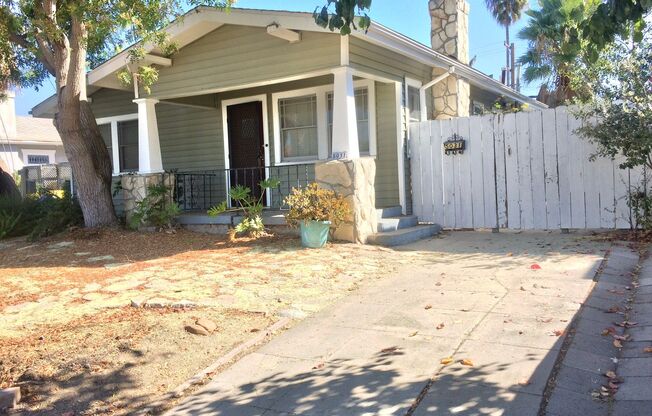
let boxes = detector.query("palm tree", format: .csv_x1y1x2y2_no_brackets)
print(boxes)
484,0,528,86
517,0,595,106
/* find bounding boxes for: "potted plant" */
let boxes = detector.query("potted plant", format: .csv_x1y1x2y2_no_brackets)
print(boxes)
284,183,350,248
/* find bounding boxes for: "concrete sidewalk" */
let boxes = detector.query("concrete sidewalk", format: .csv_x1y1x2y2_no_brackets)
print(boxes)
544,243,652,416
166,231,609,416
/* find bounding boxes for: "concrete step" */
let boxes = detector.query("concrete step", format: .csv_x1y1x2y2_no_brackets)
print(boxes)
367,224,441,247
376,206,403,219
377,215,419,232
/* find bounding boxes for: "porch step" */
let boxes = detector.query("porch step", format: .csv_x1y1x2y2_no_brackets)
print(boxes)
368,224,441,247
376,206,403,218
377,215,418,232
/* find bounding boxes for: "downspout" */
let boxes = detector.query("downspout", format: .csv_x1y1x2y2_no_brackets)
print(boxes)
419,66,455,121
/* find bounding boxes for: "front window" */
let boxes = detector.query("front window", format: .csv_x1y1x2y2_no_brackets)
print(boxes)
279,95,318,162
117,120,139,172
26,154,50,165
327,87,370,155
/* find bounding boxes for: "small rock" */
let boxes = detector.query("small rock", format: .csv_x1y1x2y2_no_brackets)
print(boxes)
74,252,92,256
277,309,307,319
171,299,196,309
130,298,146,308
145,298,170,308
185,324,210,336
0,387,21,409
86,255,115,263
196,318,217,333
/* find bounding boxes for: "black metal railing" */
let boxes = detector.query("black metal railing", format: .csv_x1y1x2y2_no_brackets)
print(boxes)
173,164,315,212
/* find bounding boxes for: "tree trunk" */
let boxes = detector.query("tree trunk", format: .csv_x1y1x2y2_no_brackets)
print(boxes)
505,25,511,85
55,97,118,227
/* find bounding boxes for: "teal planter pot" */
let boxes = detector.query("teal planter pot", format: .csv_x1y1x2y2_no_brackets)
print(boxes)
300,220,331,248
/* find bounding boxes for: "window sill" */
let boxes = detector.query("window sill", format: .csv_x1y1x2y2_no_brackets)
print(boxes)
274,154,376,166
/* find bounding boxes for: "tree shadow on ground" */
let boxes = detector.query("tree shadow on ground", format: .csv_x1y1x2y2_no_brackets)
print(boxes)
167,345,557,416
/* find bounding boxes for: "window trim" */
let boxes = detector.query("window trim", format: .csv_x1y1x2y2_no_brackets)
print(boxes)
277,93,320,163
272,79,376,165
96,113,138,175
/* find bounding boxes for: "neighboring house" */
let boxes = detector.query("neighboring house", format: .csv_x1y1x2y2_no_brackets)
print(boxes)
1,91,67,175
32,3,545,216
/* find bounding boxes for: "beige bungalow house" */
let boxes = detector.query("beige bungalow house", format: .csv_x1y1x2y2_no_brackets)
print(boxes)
33,2,545,244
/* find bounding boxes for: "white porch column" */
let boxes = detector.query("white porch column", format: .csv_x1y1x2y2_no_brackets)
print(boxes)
133,98,163,173
331,66,360,160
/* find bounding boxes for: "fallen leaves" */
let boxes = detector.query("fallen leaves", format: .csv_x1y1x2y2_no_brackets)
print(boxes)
436,323,445,330
408,331,419,337
312,362,325,370
530,264,542,270
613,339,623,348
601,327,617,336
440,357,454,365
380,346,401,354
643,347,652,353
460,358,474,367
549,329,564,337
424,304,432,310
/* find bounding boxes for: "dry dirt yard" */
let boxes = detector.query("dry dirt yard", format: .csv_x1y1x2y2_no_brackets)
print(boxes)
0,228,413,415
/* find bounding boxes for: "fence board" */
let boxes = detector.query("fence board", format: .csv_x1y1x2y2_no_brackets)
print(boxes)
469,115,485,228
481,115,497,228
516,111,534,229
542,109,560,228
528,111,547,229
457,117,474,228
409,106,635,230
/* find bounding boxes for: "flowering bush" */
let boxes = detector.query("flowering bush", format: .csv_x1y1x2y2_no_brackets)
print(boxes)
284,183,349,227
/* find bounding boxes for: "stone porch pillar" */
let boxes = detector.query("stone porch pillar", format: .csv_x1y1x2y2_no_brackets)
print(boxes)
133,98,163,173
315,158,377,244
330,66,360,160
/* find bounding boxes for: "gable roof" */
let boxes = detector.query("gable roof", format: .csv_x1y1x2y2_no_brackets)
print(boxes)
1,116,62,146
34,7,546,115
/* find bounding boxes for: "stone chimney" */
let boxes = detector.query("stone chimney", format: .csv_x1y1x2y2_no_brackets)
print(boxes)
429,0,470,119
0,91,17,139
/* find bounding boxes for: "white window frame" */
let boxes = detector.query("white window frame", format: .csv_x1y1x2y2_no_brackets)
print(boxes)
22,149,56,166
272,79,376,165
96,113,139,175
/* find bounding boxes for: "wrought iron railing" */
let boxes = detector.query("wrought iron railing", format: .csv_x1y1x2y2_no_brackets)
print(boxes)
173,164,315,212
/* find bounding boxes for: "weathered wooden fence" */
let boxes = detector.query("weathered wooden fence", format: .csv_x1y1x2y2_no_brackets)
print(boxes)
409,106,641,230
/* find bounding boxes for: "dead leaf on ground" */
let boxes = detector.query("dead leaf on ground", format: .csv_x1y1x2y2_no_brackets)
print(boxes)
644,347,652,353
506,252,513,257
613,340,623,348
460,358,474,367
436,323,445,330
550,329,564,337
312,362,325,370
424,304,432,310
408,331,419,337
601,327,616,336
380,346,400,354
440,357,454,365
518,378,531,386
530,264,542,270
605,371,617,379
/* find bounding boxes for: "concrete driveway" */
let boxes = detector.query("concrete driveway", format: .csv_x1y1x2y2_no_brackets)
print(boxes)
165,231,610,415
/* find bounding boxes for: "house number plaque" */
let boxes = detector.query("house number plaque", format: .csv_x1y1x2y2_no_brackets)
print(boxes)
331,151,348,160
443,134,466,155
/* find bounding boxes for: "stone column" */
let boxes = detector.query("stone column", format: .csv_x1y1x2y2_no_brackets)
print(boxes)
429,0,471,119
121,172,175,225
133,98,163,173
315,158,377,244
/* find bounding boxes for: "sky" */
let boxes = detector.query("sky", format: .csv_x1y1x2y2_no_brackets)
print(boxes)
13,0,539,116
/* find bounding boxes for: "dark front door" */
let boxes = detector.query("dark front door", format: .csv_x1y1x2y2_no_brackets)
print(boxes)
227,101,266,204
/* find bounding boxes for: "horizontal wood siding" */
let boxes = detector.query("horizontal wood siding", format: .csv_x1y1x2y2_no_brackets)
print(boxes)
150,25,340,98
374,82,399,208
90,89,137,118
349,37,431,82
156,103,222,171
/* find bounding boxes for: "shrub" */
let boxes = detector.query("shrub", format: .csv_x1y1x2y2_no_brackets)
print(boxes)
0,189,83,241
129,184,180,230
284,183,349,227
207,178,280,238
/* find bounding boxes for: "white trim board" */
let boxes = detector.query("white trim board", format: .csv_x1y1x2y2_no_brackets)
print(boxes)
271,79,376,166
96,113,139,174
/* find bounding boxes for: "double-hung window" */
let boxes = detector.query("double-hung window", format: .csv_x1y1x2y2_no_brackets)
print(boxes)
273,80,376,164
278,95,318,162
327,88,370,156
97,115,139,174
